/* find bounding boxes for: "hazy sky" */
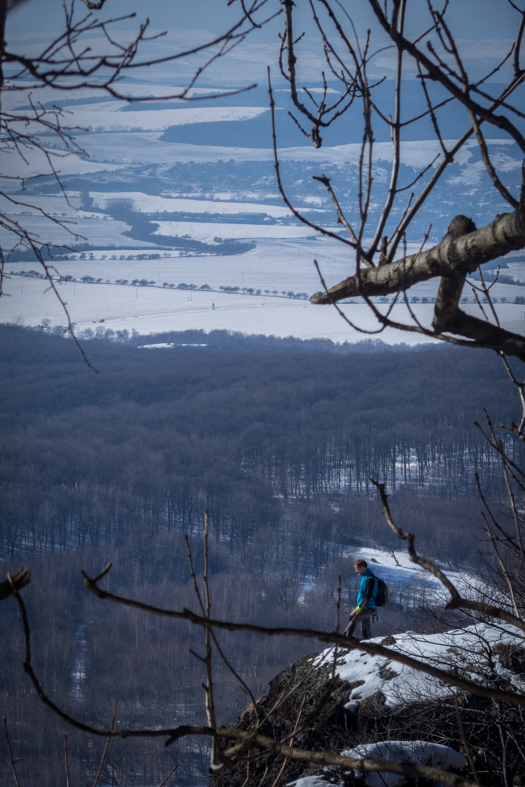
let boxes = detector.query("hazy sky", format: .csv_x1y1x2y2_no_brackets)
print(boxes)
6,0,523,87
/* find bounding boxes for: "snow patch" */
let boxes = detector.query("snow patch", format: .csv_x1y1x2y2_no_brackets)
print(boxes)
138,342,207,348
341,741,468,787
288,777,338,787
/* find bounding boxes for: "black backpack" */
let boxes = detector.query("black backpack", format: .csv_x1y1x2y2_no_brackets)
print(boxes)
374,577,389,607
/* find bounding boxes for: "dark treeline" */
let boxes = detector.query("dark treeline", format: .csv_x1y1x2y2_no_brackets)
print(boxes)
0,325,520,785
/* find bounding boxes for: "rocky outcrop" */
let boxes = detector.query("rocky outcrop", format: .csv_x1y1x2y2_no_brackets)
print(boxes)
209,642,435,787
209,629,525,787
209,650,363,787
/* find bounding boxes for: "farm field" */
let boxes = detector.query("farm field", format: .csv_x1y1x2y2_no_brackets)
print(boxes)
2,80,524,342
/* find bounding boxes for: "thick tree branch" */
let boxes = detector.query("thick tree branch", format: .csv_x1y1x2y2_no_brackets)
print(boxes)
311,183,525,357
441,310,525,359
206,728,479,787
311,200,525,304
432,269,468,334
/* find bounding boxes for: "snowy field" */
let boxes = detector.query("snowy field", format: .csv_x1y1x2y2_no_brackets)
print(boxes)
68,133,494,167
0,214,154,249
1,82,235,108
3,274,524,344
152,221,316,241
4,236,525,345
0,144,123,181
90,192,297,217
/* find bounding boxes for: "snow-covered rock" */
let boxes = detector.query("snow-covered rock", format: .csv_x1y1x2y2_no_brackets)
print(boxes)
316,623,525,710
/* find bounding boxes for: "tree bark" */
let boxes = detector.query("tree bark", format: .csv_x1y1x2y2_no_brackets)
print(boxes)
311,171,525,359
311,202,525,304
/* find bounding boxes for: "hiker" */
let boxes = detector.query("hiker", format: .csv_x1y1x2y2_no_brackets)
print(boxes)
345,559,377,640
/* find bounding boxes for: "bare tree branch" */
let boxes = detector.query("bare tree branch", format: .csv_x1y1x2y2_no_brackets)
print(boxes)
369,481,525,631
368,0,525,153
157,762,179,787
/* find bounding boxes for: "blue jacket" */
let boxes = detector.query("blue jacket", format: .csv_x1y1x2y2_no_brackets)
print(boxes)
357,569,377,610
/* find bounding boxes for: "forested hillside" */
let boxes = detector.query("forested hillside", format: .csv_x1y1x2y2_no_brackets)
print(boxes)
0,326,520,785
1,326,517,561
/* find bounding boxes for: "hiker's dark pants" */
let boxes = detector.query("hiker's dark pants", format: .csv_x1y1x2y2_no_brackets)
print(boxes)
346,608,374,639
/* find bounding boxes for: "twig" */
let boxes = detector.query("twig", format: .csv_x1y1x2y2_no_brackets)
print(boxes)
267,68,358,249
3,717,21,787
64,735,70,787
332,574,342,680
455,688,481,787
312,175,360,249
482,517,521,620
477,413,525,571
202,511,219,769
498,353,525,440
269,694,307,787
157,762,179,787
92,701,118,787
368,0,407,260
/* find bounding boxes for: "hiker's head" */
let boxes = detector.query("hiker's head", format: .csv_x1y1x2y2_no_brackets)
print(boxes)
354,559,368,575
